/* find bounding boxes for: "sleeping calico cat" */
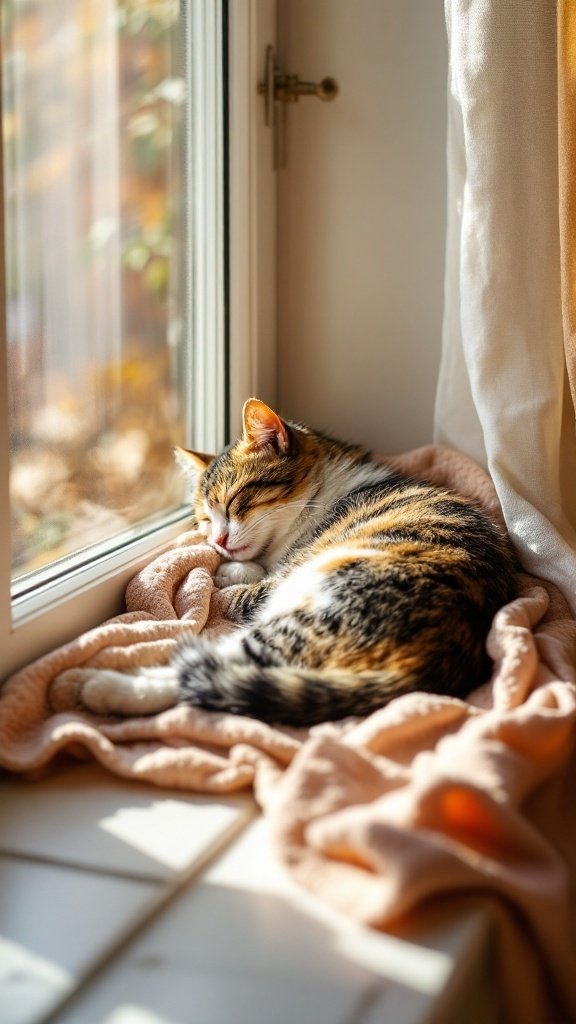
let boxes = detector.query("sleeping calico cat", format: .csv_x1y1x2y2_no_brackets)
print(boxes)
83,398,518,726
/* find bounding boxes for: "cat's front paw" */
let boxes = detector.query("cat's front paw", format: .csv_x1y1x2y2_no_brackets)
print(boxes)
214,560,267,588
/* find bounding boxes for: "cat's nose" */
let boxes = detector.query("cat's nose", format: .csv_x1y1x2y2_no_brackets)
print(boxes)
215,529,229,550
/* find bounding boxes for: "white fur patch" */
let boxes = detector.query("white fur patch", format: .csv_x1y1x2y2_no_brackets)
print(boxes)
213,629,249,657
81,666,180,716
258,544,382,622
260,560,328,620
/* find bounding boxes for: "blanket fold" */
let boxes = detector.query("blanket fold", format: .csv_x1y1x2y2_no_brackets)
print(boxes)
1,445,575,1024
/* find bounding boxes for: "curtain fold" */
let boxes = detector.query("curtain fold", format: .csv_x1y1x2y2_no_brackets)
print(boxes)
435,0,576,614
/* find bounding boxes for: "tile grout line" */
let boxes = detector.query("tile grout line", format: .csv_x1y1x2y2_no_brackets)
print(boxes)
340,982,388,1024
0,848,165,886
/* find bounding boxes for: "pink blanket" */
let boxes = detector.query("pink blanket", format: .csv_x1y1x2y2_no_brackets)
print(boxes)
1,445,575,1023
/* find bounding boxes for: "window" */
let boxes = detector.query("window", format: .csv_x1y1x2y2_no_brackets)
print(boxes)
0,0,227,662
5,0,195,583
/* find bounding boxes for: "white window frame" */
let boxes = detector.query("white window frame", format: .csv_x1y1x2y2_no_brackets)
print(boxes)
228,0,277,437
0,0,276,682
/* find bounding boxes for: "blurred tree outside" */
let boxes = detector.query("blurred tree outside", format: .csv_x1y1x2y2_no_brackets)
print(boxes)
2,0,190,577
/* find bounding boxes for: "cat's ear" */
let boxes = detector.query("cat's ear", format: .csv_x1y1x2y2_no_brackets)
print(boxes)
173,446,214,480
242,398,290,455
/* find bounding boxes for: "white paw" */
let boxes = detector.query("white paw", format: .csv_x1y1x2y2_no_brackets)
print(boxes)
214,560,267,588
81,667,180,716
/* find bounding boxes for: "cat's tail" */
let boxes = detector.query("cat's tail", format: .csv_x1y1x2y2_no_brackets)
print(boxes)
174,635,417,727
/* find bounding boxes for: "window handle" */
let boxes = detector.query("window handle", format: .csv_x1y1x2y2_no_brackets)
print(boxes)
257,45,339,127
271,72,338,104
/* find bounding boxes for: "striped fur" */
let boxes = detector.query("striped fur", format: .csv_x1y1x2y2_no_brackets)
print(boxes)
174,398,518,726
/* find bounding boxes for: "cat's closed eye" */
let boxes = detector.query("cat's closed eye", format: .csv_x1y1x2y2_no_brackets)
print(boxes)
225,480,291,513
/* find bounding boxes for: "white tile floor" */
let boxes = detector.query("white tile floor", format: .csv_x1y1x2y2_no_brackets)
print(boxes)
0,762,500,1024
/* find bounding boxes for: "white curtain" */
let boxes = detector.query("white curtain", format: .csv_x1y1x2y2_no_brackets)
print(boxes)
435,0,576,614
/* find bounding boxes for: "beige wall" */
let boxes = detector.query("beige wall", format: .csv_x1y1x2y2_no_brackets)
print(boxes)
276,0,447,454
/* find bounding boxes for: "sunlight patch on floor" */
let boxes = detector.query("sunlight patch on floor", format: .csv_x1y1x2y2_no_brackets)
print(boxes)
0,936,70,1024
99,799,243,870
336,928,453,995
101,1005,176,1024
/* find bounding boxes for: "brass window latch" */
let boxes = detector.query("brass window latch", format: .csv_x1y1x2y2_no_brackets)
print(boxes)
258,45,339,127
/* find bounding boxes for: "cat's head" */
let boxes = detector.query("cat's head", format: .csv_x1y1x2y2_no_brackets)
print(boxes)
174,398,314,563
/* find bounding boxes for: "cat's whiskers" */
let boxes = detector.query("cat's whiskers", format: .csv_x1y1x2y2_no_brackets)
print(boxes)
229,510,312,546
238,501,323,532
247,500,326,527
225,500,327,556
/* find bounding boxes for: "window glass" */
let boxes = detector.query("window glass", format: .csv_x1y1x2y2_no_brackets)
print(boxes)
2,0,192,581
